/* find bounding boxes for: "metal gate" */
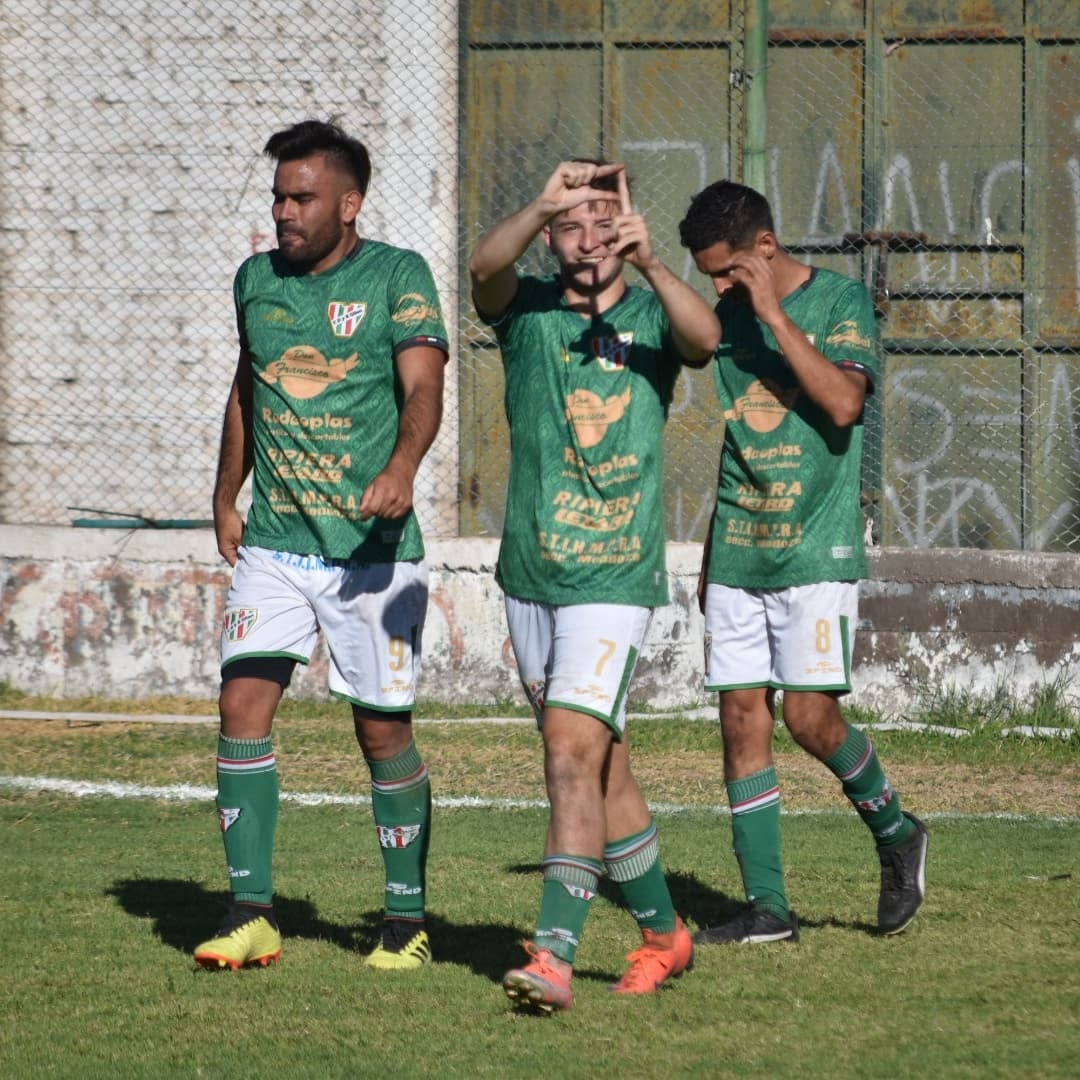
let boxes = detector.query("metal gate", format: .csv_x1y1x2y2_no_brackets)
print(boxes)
459,0,1080,551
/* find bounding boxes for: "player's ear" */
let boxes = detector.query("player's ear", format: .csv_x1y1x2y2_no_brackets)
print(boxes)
541,224,553,249
756,230,779,258
342,189,363,226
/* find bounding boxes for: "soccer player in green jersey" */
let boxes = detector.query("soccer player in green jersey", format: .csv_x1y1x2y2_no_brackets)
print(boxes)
677,179,928,944
194,119,448,973
469,160,721,1012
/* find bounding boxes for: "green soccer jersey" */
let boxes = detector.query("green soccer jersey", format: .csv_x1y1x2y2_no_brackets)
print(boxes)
707,266,879,588
491,275,684,607
235,240,448,562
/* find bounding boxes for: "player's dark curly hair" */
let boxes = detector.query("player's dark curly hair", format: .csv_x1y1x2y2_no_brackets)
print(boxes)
678,179,774,253
263,117,372,195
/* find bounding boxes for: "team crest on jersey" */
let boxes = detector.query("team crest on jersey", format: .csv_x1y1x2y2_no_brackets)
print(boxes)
222,607,259,642
218,807,242,833
592,331,634,371
328,301,367,337
377,823,423,849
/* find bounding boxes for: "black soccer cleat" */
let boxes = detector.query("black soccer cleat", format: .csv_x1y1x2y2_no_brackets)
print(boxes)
877,811,929,935
693,906,799,945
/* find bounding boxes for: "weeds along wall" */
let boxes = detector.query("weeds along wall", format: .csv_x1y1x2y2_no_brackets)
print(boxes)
2,2,1079,553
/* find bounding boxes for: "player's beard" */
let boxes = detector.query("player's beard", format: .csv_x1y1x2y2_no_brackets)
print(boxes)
276,224,341,272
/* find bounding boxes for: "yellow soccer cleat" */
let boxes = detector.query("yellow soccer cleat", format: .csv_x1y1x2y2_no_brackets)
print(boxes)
364,927,432,971
194,910,282,971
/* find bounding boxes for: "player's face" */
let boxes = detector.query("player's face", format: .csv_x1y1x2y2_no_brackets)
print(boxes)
693,240,754,303
546,198,623,296
271,154,360,274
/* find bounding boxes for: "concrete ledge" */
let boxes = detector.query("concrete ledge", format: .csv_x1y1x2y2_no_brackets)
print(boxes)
2,525,1077,715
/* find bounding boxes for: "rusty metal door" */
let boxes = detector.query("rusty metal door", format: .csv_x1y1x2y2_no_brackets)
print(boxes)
459,1,738,541
762,0,1080,550
460,0,1080,551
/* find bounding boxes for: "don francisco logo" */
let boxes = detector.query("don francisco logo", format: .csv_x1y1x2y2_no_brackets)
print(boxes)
260,346,358,400
328,301,367,337
392,292,442,325
826,320,872,352
222,607,259,642
723,378,799,433
592,332,633,371
565,386,632,448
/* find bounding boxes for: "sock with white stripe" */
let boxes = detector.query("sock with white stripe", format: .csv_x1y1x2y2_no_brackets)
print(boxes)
824,724,914,847
605,821,677,934
534,854,603,964
368,741,431,921
727,765,790,919
215,734,278,904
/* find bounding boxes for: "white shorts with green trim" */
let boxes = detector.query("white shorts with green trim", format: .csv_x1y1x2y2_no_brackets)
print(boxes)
703,580,858,693
220,545,428,710
503,596,653,736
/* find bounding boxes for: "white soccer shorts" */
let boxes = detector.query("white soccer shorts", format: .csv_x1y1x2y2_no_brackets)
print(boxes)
703,580,858,693
504,596,654,736
220,545,428,710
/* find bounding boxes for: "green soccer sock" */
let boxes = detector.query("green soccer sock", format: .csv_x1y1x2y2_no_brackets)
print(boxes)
727,766,790,919
215,734,279,905
368,741,431,921
605,821,677,934
824,724,915,847
535,854,604,964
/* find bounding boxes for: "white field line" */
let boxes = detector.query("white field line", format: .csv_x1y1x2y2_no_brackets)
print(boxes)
0,709,1073,738
1,773,1077,825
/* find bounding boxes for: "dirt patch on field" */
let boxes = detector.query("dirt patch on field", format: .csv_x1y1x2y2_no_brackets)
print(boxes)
0,716,1076,818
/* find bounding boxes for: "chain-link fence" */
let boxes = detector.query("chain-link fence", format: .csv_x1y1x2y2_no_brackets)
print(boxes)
2,1,1078,552
0,0,460,536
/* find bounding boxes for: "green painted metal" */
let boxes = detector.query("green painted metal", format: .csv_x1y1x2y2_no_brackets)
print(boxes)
460,0,1080,550
742,0,767,194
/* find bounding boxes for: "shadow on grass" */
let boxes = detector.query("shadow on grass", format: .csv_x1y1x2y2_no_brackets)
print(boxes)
105,877,525,982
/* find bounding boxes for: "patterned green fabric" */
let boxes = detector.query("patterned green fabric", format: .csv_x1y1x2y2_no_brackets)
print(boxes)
491,275,683,607
235,241,448,561
707,267,879,588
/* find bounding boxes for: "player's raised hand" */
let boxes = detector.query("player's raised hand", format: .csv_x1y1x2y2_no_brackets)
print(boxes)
537,160,625,219
610,168,658,271
727,251,782,321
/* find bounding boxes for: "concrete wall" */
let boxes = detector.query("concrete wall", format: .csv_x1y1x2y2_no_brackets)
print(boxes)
0,2,460,533
2,524,1077,715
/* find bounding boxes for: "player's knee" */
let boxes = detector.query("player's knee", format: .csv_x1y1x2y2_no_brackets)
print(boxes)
782,693,845,756
217,673,283,738
352,707,413,759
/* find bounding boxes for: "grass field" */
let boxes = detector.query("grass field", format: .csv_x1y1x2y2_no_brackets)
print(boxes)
1,693,1077,1079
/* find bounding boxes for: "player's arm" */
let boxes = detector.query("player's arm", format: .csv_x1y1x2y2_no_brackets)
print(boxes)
212,349,254,567
730,254,868,426
612,172,720,367
468,160,625,319
358,344,446,521
638,259,720,367
767,310,868,426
